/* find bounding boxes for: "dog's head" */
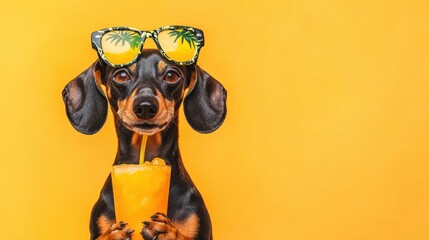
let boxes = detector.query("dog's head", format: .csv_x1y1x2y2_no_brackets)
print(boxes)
62,50,226,135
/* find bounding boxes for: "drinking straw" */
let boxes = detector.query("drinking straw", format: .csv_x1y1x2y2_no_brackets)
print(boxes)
139,134,148,165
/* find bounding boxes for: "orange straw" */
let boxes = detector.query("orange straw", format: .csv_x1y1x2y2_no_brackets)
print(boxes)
139,134,148,165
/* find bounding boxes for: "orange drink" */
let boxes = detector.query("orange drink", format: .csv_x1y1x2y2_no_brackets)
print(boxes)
111,159,171,240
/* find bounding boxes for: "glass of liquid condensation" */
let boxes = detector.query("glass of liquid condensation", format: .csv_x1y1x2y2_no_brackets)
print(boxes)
111,158,171,240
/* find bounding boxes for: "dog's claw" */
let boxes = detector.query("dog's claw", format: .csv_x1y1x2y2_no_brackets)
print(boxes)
112,221,128,231
119,221,128,228
125,229,135,235
153,212,166,218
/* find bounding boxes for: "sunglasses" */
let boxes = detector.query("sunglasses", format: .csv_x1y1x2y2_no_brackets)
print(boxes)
91,26,205,67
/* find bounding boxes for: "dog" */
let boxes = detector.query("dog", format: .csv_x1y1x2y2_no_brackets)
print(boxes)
62,49,227,240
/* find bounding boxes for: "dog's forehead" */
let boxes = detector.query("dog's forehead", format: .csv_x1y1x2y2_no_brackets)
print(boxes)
131,50,173,74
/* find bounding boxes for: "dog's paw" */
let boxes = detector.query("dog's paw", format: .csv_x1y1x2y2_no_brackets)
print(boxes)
141,213,186,240
99,221,135,240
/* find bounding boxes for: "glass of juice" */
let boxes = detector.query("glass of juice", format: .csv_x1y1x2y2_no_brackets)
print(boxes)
111,159,171,240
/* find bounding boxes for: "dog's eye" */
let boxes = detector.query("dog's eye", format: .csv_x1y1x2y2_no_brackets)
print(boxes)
114,71,130,83
164,71,180,83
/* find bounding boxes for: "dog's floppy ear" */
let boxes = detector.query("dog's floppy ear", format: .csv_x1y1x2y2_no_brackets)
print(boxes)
184,65,227,133
62,61,108,135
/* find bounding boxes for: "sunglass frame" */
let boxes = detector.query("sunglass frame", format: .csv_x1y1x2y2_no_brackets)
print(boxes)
91,25,205,67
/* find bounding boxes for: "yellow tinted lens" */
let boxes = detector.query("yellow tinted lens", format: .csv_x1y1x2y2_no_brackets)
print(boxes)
158,29,197,63
101,30,141,65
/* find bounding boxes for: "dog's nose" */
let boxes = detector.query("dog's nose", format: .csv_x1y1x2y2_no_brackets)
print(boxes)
133,88,159,120
133,101,158,120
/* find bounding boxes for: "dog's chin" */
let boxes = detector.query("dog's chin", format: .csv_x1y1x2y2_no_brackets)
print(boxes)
122,121,169,135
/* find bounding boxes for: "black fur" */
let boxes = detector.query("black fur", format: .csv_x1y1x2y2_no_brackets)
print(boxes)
62,62,108,134
184,66,227,133
62,50,226,240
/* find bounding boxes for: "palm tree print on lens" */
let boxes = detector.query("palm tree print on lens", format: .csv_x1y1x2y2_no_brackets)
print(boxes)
168,29,197,48
106,31,141,50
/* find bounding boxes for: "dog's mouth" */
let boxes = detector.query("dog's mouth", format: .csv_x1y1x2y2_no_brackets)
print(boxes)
135,122,160,129
122,121,169,135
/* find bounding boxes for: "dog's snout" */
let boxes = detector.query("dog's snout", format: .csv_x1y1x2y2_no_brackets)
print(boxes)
133,88,159,120
137,87,154,96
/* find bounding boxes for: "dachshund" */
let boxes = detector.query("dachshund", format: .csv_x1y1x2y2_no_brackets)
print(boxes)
62,49,227,240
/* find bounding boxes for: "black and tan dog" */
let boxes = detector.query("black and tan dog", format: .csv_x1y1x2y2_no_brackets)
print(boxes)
62,50,227,240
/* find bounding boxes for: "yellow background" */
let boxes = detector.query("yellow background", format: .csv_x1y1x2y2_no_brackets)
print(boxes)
1,0,429,239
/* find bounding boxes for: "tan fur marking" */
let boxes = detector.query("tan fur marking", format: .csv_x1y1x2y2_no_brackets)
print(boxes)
129,63,137,73
173,214,200,239
94,69,102,85
93,68,108,98
106,86,111,99
157,60,168,73
117,88,138,114
131,132,141,147
97,215,114,235
155,89,175,124
185,70,197,97
148,131,162,146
